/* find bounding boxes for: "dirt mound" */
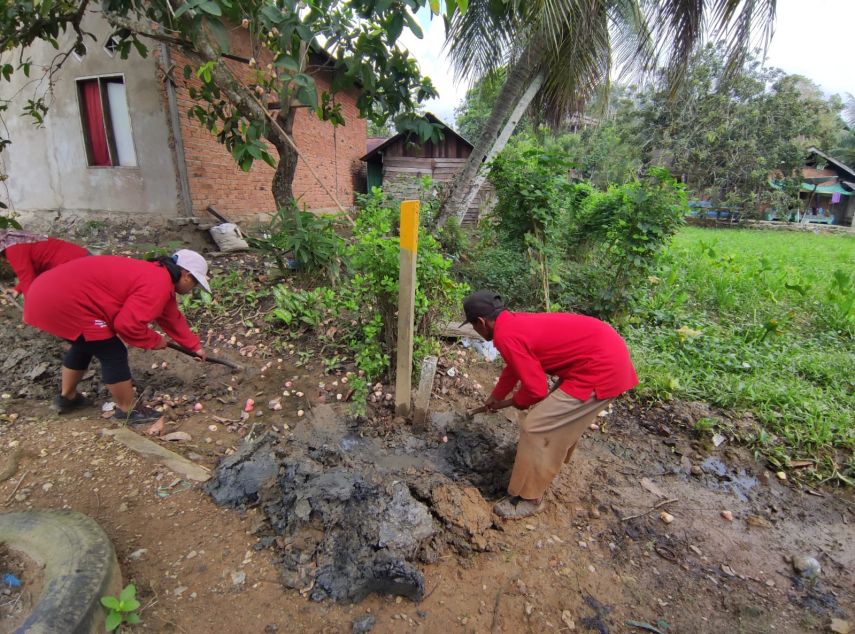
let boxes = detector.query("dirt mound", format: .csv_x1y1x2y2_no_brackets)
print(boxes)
203,433,279,507
263,457,434,602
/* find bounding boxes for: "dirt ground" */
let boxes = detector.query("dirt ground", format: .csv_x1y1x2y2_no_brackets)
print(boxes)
0,232,853,633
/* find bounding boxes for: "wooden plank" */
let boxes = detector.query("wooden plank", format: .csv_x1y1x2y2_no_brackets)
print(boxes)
412,355,438,431
102,428,211,482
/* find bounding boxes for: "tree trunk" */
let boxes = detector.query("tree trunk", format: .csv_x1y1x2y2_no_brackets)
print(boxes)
436,38,545,226
451,73,544,224
268,107,298,209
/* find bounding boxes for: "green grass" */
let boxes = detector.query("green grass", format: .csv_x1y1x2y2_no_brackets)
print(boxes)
625,226,855,484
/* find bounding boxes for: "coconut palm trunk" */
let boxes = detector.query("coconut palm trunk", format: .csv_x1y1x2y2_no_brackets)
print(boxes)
436,38,546,226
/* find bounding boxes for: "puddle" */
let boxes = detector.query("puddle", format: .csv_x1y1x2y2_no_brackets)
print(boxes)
700,457,758,501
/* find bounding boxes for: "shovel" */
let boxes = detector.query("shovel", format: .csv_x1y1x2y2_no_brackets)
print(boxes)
465,405,488,420
167,341,244,371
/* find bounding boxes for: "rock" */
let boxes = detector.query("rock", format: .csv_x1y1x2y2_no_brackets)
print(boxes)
42,482,54,492
128,548,148,560
659,511,674,524
204,434,279,508
174,586,188,597
264,625,278,633
775,471,787,481
690,465,703,476
792,555,821,579
720,510,733,521
589,507,601,519
351,614,375,633
162,431,192,442
589,423,599,431
830,618,851,634
231,570,246,587
561,610,576,630
721,564,736,577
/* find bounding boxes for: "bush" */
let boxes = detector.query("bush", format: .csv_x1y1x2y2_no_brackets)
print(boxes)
268,188,468,411
248,199,345,282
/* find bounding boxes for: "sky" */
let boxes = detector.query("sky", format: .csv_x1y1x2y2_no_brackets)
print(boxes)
399,0,855,128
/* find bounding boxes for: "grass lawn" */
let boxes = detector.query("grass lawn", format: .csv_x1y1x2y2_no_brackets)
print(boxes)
625,226,855,484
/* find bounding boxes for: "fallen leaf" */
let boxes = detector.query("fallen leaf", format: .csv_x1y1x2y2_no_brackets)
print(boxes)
830,618,851,634
145,417,166,437
788,460,814,468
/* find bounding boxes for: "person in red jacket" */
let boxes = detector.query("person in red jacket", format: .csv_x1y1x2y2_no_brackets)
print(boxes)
24,250,211,424
1,230,89,295
461,290,638,519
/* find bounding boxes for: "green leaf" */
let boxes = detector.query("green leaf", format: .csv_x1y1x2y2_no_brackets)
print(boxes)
119,584,136,603
183,64,192,80
296,85,318,109
206,17,230,52
261,4,283,24
428,0,439,12
105,611,122,631
100,596,121,610
387,14,403,43
261,151,276,168
127,613,141,624
123,598,141,612
274,55,300,73
199,1,222,16
240,157,253,171
456,0,468,12
132,39,148,58
374,0,393,12
173,1,195,18
403,11,422,38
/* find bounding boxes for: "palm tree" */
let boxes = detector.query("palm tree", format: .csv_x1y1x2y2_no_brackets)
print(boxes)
435,0,778,225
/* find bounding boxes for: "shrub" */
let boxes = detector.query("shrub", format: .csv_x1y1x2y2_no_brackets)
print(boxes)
268,188,467,411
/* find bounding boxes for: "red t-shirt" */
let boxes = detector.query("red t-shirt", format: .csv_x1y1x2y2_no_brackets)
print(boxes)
4,237,89,294
24,255,200,351
491,311,638,408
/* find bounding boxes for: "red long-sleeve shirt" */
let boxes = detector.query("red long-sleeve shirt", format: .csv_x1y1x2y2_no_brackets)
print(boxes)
4,237,89,294
491,311,638,409
24,255,200,351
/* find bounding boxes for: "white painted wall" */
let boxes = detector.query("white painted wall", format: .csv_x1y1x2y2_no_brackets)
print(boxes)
1,10,180,221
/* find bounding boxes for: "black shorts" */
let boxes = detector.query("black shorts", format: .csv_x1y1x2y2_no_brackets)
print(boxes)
63,336,131,384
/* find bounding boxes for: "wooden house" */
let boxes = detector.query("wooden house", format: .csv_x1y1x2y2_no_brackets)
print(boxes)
361,113,495,225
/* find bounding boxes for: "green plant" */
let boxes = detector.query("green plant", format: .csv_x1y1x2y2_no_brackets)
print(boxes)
139,241,183,260
267,188,467,414
100,583,140,631
249,200,345,282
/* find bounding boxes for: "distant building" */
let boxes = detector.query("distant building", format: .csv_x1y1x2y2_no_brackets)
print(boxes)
361,113,495,225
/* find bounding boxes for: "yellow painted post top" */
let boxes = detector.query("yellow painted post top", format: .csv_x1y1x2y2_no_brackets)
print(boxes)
400,200,420,252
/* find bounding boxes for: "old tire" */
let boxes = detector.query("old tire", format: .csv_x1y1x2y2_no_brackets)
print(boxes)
0,510,122,634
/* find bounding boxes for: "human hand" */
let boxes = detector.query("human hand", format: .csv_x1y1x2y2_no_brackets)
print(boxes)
484,395,500,411
152,336,168,350
193,347,207,362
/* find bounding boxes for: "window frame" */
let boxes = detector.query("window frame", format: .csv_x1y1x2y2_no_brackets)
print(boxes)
75,74,138,169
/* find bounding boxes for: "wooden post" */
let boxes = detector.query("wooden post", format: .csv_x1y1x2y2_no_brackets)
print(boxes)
395,200,420,417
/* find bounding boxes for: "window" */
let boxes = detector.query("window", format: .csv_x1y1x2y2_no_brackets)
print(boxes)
104,35,120,57
76,76,137,167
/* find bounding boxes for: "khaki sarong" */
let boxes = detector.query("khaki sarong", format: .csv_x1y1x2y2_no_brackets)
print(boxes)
508,390,611,500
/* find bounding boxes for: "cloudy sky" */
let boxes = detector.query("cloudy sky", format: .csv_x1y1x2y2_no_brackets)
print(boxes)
400,0,855,127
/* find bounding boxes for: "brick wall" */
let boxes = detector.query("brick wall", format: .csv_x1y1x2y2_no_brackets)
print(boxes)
168,41,366,221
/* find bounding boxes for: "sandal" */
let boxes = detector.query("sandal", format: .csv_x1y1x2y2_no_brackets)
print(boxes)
51,393,92,415
493,496,546,519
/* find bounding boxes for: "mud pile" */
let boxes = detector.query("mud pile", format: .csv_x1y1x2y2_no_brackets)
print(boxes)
204,405,518,603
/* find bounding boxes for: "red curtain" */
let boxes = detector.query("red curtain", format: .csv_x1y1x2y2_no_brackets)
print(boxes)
81,80,110,166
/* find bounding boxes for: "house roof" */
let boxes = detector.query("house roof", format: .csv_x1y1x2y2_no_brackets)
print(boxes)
359,113,473,161
366,137,389,154
807,147,855,181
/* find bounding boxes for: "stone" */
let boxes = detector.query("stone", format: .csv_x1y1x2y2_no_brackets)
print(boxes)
792,555,821,579
351,614,376,633
561,610,576,630
720,510,733,521
129,548,148,560
659,512,674,524
231,570,246,587
830,618,851,634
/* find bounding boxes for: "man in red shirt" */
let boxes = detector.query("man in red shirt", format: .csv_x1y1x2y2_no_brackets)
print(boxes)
1,230,89,295
462,290,638,519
